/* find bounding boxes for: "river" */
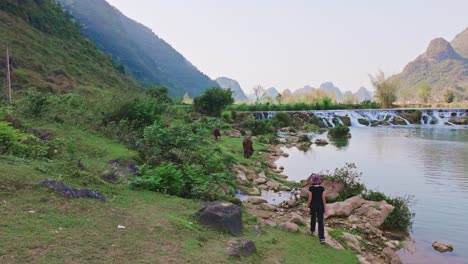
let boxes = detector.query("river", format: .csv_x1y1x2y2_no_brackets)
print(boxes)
275,126,468,263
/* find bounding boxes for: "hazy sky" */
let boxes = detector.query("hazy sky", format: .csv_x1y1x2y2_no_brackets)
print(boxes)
106,0,467,93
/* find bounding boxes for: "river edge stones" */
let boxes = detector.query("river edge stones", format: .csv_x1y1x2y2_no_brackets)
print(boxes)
195,201,243,235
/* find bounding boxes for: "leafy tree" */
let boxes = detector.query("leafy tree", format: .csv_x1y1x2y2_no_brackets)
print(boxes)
193,87,234,116
145,86,172,103
444,90,455,103
417,83,432,103
369,71,398,108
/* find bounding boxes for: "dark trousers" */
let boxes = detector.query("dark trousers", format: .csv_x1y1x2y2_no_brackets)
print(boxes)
310,208,325,240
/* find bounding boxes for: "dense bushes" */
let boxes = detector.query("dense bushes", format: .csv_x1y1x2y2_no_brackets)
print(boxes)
130,163,235,201
328,124,350,138
270,112,291,128
0,121,58,159
244,119,272,136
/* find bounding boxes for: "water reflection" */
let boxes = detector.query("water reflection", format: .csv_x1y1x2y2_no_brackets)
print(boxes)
330,138,350,149
275,127,468,262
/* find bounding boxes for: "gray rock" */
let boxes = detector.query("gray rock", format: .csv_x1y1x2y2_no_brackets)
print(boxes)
381,247,402,264
247,197,267,205
341,232,361,252
254,178,267,184
39,179,106,202
259,203,277,212
279,222,299,232
195,202,242,235
226,238,256,257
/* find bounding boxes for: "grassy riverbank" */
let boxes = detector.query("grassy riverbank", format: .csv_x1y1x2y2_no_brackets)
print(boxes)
0,123,358,263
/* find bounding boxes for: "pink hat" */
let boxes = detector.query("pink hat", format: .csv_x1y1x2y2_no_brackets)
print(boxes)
311,174,321,185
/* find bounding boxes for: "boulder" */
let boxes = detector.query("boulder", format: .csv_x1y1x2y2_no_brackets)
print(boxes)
195,201,243,235
449,117,468,125
358,119,370,126
247,197,267,205
39,179,106,202
432,241,454,253
385,240,400,249
300,178,344,201
253,178,267,184
341,232,361,252
325,196,366,219
288,215,305,226
314,139,329,145
259,203,277,212
238,186,261,196
353,200,394,228
322,180,345,200
258,172,267,178
381,247,402,264
226,238,257,257
101,159,137,183
266,180,281,190
338,116,352,126
279,222,299,233
234,167,248,184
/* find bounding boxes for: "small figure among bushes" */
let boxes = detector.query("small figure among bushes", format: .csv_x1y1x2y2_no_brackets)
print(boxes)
213,128,221,141
242,137,254,158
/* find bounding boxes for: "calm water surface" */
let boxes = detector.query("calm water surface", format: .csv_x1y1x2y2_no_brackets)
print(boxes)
275,127,468,263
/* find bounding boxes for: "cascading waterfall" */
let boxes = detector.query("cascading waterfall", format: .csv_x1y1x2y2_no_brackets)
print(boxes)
253,108,467,127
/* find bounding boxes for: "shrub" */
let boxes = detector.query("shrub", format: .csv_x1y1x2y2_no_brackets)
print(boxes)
383,195,415,231
328,124,350,138
221,110,232,123
0,121,53,159
304,123,322,133
362,190,415,231
130,162,235,201
324,163,366,201
245,119,272,136
270,112,291,128
193,87,234,116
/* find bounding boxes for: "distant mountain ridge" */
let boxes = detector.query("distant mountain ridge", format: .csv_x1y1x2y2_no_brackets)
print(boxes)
320,82,343,101
58,0,217,97
451,27,468,58
389,28,468,101
215,77,248,102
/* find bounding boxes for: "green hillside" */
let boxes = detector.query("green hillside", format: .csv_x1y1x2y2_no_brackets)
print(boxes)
0,0,139,96
58,0,217,98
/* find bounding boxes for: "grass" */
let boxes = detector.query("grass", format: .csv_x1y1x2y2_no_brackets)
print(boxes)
0,125,359,263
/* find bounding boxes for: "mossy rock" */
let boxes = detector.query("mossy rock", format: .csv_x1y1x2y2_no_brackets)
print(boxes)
393,117,407,125
338,116,351,126
358,119,370,126
399,111,422,124
449,117,468,125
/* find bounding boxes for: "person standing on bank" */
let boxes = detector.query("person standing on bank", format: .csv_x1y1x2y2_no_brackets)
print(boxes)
307,173,327,243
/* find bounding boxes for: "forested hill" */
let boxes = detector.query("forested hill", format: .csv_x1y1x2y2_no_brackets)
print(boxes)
0,0,139,94
58,0,217,97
